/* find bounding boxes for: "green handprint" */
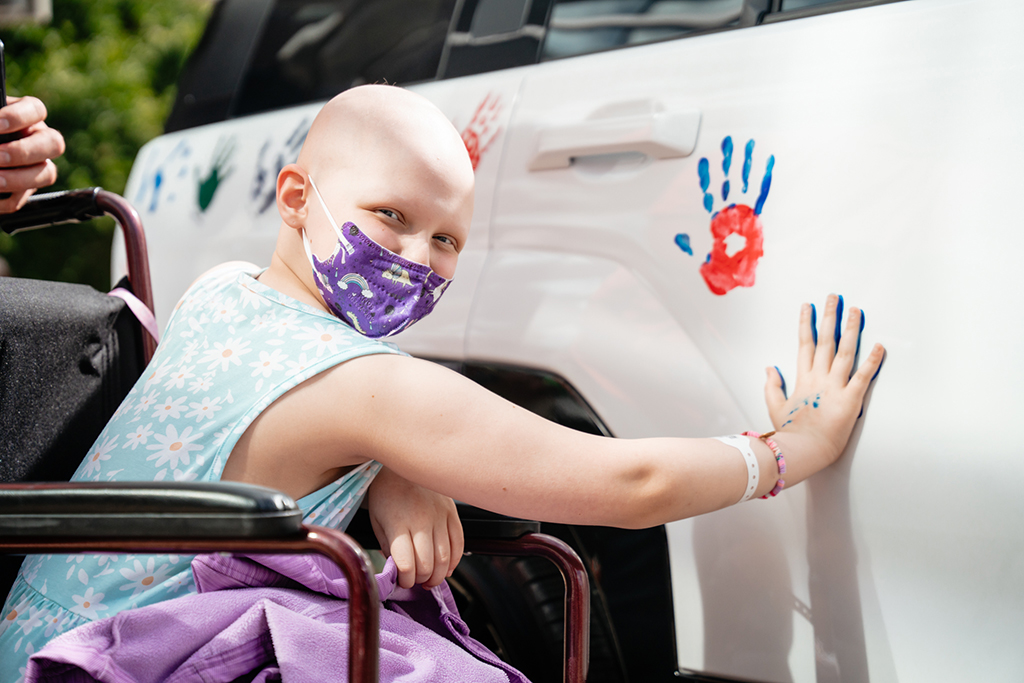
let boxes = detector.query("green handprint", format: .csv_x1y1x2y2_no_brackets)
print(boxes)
196,137,236,212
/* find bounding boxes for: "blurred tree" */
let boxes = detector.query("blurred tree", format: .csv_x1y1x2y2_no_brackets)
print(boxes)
0,0,210,289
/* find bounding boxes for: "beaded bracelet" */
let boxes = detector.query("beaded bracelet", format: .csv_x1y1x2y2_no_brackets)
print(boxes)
743,430,786,498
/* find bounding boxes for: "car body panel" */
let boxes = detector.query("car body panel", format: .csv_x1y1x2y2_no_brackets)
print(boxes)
118,0,1024,680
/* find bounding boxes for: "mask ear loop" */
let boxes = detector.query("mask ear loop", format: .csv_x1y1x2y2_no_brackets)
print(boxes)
305,174,355,264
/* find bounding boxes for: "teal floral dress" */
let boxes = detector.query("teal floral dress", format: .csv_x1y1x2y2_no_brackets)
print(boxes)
0,264,404,681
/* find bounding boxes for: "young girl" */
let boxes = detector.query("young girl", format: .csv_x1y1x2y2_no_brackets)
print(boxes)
1,85,883,680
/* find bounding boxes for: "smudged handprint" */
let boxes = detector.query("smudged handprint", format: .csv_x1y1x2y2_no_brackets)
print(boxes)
195,137,236,213
134,140,191,213
459,94,503,171
677,136,774,295
251,119,310,214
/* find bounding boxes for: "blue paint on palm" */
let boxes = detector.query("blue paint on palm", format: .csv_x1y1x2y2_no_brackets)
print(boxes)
675,233,693,255
742,140,754,193
698,158,713,213
754,155,774,215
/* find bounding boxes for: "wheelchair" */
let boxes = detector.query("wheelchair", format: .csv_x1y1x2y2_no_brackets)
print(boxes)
0,189,590,683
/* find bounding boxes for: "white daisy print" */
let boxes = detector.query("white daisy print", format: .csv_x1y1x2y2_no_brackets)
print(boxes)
188,375,214,394
172,469,198,482
249,349,288,378
184,314,210,338
135,390,160,415
167,573,193,594
200,337,252,372
119,558,173,598
294,322,351,357
270,312,301,337
181,339,201,363
249,312,276,333
284,352,313,375
82,435,118,477
0,596,31,637
70,587,108,620
185,396,222,422
142,361,172,392
43,609,73,637
111,396,134,419
238,285,263,310
152,396,188,422
147,425,204,469
163,365,196,390
211,297,243,324
17,606,47,636
212,427,232,448
124,423,154,450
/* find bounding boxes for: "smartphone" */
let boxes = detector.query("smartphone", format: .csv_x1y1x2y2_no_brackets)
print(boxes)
0,39,24,199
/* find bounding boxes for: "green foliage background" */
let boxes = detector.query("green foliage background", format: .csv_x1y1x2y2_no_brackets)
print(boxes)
0,0,210,289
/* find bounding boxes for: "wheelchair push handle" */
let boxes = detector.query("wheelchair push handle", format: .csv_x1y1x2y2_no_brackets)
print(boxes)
0,187,107,234
0,187,157,361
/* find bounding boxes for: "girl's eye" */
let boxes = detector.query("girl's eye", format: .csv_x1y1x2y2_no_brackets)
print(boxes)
434,234,457,249
377,208,400,221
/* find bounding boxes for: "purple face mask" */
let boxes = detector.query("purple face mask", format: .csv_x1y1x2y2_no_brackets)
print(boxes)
302,176,451,338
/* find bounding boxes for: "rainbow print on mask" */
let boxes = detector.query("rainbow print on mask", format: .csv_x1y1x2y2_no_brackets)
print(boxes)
339,273,374,298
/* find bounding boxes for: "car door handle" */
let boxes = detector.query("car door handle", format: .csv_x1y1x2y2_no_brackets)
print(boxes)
529,109,701,171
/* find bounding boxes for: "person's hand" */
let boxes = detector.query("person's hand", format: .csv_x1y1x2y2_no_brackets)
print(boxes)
365,465,464,589
763,295,885,479
0,96,65,213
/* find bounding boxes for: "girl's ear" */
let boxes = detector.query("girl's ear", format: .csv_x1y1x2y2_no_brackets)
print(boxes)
277,164,309,230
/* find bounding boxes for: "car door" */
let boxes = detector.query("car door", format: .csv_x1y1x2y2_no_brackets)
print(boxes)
468,0,1024,681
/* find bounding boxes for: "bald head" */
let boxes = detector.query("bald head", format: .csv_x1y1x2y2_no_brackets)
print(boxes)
266,85,476,307
298,85,473,191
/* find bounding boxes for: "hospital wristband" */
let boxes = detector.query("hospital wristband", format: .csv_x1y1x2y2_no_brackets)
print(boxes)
744,430,786,498
713,434,759,503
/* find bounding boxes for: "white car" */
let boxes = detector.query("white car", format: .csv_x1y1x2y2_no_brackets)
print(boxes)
116,0,1024,681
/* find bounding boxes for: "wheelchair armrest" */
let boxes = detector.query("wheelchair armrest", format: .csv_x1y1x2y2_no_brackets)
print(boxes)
455,503,541,539
0,481,304,539
345,502,541,550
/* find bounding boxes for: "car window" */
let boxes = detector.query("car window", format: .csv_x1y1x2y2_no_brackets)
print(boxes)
779,0,849,10
540,0,744,60
231,0,457,118
437,0,553,79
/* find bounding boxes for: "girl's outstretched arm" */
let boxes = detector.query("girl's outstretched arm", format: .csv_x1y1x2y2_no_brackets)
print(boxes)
228,295,883,528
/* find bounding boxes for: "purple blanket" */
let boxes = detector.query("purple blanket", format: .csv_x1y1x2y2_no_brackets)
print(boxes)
27,553,530,682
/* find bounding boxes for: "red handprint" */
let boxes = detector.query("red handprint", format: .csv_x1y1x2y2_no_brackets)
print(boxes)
460,94,503,171
679,136,774,295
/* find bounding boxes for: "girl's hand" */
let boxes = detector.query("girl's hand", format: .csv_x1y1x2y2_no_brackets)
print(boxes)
763,295,885,479
365,466,464,589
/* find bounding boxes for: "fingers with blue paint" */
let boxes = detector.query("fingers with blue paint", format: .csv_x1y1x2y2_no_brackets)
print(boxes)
810,294,842,373
871,347,886,381
742,139,754,193
810,303,818,346
834,294,844,348
851,308,865,379
775,365,787,399
721,136,733,201
754,154,774,216
698,157,713,213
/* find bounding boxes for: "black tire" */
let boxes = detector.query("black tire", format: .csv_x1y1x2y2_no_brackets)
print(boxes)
449,549,627,683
